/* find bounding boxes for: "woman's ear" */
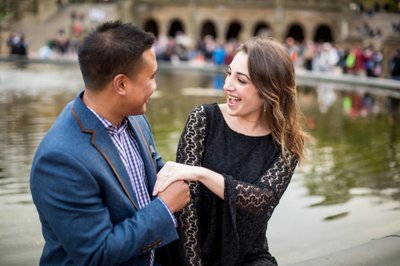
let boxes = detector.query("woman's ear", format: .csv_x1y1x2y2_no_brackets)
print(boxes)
113,74,127,95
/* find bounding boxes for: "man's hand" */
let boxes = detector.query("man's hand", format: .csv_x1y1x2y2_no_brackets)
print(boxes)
154,161,225,200
158,180,190,213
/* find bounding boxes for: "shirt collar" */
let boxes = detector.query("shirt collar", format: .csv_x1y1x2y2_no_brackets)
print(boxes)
86,106,128,135
107,118,129,135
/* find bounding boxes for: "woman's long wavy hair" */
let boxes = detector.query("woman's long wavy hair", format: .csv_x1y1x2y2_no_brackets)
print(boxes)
238,37,310,163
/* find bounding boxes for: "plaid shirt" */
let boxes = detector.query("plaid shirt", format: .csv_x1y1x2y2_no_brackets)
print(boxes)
88,108,175,265
106,118,151,208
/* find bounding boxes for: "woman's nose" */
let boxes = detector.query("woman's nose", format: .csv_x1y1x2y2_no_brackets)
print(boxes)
223,76,232,91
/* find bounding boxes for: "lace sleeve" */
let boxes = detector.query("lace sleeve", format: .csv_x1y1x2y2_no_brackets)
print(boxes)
226,151,298,219
176,105,207,266
218,152,297,263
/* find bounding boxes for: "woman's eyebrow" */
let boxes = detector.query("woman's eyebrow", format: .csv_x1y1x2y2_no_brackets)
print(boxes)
237,72,250,80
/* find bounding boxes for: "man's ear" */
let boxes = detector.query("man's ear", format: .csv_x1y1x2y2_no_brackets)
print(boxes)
113,74,127,95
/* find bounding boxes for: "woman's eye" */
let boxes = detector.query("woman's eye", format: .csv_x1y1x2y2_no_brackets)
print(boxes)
237,79,246,84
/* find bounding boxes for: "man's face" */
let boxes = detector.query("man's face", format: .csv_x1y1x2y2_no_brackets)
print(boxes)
124,48,158,115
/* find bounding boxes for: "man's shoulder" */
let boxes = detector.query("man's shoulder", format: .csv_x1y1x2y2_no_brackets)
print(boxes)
37,101,87,152
128,114,150,129
128,115,154,142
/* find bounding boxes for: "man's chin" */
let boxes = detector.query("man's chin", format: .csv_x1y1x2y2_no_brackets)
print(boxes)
138,105,147,115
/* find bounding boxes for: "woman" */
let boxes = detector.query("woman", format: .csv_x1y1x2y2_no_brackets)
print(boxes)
153,37,309,265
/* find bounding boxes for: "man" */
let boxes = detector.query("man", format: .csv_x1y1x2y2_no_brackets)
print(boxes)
30,21,189,265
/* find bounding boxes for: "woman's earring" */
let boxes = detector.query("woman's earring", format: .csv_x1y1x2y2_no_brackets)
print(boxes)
264,102,267,112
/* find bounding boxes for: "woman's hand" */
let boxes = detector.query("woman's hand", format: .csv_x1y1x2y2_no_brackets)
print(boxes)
153,161,201,196
153,161,225,199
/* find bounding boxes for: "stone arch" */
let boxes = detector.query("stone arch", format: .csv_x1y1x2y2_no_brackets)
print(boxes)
225,21,242,41
200,20,217,40
286,23,305,43
143,18,159,38
314,24,334,43
253,21,272,37
168,19,185,38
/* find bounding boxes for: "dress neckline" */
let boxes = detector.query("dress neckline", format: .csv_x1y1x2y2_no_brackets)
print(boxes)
213,103,272,139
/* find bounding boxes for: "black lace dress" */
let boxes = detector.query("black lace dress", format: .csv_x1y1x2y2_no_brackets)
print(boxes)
176,103,298,266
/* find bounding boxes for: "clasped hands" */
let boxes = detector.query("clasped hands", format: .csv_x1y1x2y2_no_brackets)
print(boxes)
153,161,200,196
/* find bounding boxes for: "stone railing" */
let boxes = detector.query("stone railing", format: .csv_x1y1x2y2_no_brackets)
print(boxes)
135,0,345,11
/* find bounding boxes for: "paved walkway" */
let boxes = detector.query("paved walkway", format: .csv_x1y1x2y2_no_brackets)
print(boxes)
288,232,400,266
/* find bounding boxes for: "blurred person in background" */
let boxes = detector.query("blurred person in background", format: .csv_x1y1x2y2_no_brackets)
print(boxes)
389,49,400,81
7,31,28,57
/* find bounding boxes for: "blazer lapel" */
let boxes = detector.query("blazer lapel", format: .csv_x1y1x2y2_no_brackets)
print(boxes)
71,93,140,210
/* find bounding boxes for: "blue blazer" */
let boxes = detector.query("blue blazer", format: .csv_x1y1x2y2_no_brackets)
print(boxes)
30,92,178,266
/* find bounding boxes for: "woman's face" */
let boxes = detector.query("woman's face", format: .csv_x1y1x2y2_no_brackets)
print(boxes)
223,51,264,120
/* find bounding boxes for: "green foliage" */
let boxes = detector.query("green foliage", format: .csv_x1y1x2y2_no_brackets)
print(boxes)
0,1,6,21
359,0,399,12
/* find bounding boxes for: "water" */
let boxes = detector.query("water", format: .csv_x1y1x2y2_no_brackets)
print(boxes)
0,61,399,265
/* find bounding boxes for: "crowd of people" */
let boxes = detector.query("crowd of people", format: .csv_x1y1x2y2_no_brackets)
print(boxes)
152,33,400,81
36,7,106,60
285,38,385,77
5,11,400,81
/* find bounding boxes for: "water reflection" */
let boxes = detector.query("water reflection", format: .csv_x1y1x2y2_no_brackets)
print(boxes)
0,62,399,265
297,84,400,211
1,62,399,209
0,90,78,203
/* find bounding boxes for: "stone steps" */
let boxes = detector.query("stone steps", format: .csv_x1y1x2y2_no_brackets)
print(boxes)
10,3,118,57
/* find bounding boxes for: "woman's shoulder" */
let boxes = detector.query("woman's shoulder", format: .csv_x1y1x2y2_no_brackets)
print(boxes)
190,103,220,117
195,102,219,111
185,103,224,132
